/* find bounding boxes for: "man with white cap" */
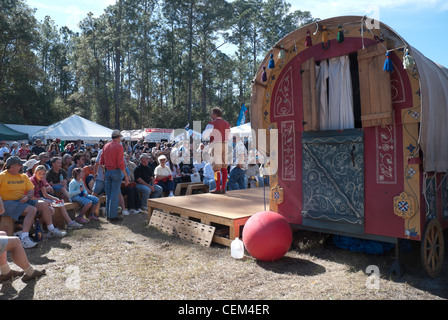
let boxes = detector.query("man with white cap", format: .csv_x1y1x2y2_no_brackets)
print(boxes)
99,130,129,223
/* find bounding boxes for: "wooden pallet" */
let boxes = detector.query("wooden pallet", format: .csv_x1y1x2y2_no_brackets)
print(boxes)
147,188,268,246
149,210,215,247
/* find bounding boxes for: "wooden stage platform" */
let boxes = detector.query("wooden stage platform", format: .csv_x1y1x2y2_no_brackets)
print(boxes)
147,187,269,246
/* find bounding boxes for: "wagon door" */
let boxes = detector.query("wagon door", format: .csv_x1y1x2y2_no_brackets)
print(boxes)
301,130,365,235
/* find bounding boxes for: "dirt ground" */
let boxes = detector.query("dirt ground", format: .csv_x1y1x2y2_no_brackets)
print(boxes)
1,210,447,302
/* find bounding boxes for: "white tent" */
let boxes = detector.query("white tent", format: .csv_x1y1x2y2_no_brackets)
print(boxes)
121,129,144,141
121,128,175,142
32,115,114,142
230,122,252,138
173,129,202,142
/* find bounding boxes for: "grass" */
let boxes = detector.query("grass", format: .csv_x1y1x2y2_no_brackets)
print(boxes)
1,210,447,300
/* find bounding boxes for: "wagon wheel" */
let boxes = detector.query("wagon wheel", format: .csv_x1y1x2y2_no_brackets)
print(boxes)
421,219,445,278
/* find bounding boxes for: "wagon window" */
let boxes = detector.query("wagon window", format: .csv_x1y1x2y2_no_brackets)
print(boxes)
302,55,357,131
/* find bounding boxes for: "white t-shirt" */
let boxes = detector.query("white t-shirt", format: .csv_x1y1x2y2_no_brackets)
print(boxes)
154,165,172,177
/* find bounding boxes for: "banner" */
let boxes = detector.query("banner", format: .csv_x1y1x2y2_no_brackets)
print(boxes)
236,104,247,126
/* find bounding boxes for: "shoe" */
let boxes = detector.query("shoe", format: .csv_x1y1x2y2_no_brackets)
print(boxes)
49,228,67,238
134,208,142,214
210,189,225,194
168,193,175,197
22,269,46,282
89,215,99,221
66,221,82,229
129,209,137,214
20,236,37,249
75,216,89,224
140,206,148,212
0,270,24,282
122,210,130,216
107,217,123,224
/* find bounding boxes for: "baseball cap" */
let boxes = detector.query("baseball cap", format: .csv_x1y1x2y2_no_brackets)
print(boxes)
112,130,122,139
5,156,23,169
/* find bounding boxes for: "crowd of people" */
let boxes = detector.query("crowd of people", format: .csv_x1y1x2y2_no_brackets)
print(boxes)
0,109,268,282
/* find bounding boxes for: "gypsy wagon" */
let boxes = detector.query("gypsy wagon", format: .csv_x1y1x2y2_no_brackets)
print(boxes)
250,16,448,277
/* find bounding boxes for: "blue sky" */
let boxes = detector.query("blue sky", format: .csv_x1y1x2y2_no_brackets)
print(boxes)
27,0,448,67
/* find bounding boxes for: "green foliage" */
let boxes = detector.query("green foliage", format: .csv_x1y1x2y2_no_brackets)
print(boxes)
0,0,317,129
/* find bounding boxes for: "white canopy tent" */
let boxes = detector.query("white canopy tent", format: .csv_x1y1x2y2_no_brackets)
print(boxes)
121,128,174,142
173,129,202,142
32,115,114,142
230,122,252,138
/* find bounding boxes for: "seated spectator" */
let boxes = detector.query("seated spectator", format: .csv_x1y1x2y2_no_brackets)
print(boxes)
228,164,247,191
24,158,40,178
167,154,183,186
154,155,175,197
38,152,51,170
181,163,194,182
0,229,46,282
0,141,9,160
61,153,73,172
190,168,201,183
64,142,75,155
30,139,46,156
48,142,59,158
30,166,82,230
45,157,70,202
134,153,163,211
68,168,99,223
0,157,66,249
202,162,217,192
246,163,264,188
82,157,96,194
67,152,85,180
10,142,19,157
120,167,142,215
125,153,136,181
17,142,30,159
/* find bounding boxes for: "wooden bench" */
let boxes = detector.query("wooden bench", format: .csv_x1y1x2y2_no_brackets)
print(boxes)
185,183,209,195
174,182,204,196
52,195,107,229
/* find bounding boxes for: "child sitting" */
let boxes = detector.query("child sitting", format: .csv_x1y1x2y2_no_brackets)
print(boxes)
69,167,99,223
30,165,82,230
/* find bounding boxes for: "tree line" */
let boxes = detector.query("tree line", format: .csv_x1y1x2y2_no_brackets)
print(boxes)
0,0,317,130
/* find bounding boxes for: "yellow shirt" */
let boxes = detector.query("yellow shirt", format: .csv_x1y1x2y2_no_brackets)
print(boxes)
0,171,34,201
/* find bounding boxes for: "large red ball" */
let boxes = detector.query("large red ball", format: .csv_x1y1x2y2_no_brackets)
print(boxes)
242,211,292,261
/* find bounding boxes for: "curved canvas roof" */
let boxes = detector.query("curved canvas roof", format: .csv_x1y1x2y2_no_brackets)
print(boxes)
32,115,114,141
0,122,28,141
250,15,448,173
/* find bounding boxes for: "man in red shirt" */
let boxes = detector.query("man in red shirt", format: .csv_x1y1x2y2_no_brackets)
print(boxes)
99,130,129,222
203,107,230,194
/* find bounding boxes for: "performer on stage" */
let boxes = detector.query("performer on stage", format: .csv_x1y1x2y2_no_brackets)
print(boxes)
202,107,230,194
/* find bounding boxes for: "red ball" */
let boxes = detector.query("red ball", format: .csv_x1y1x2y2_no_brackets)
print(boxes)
242,211,292,261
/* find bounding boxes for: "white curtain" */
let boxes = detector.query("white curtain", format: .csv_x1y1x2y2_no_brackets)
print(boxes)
316,60,329,130
316,55,354,131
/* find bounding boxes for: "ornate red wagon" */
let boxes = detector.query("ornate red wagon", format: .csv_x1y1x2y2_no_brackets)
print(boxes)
250,16,448,277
